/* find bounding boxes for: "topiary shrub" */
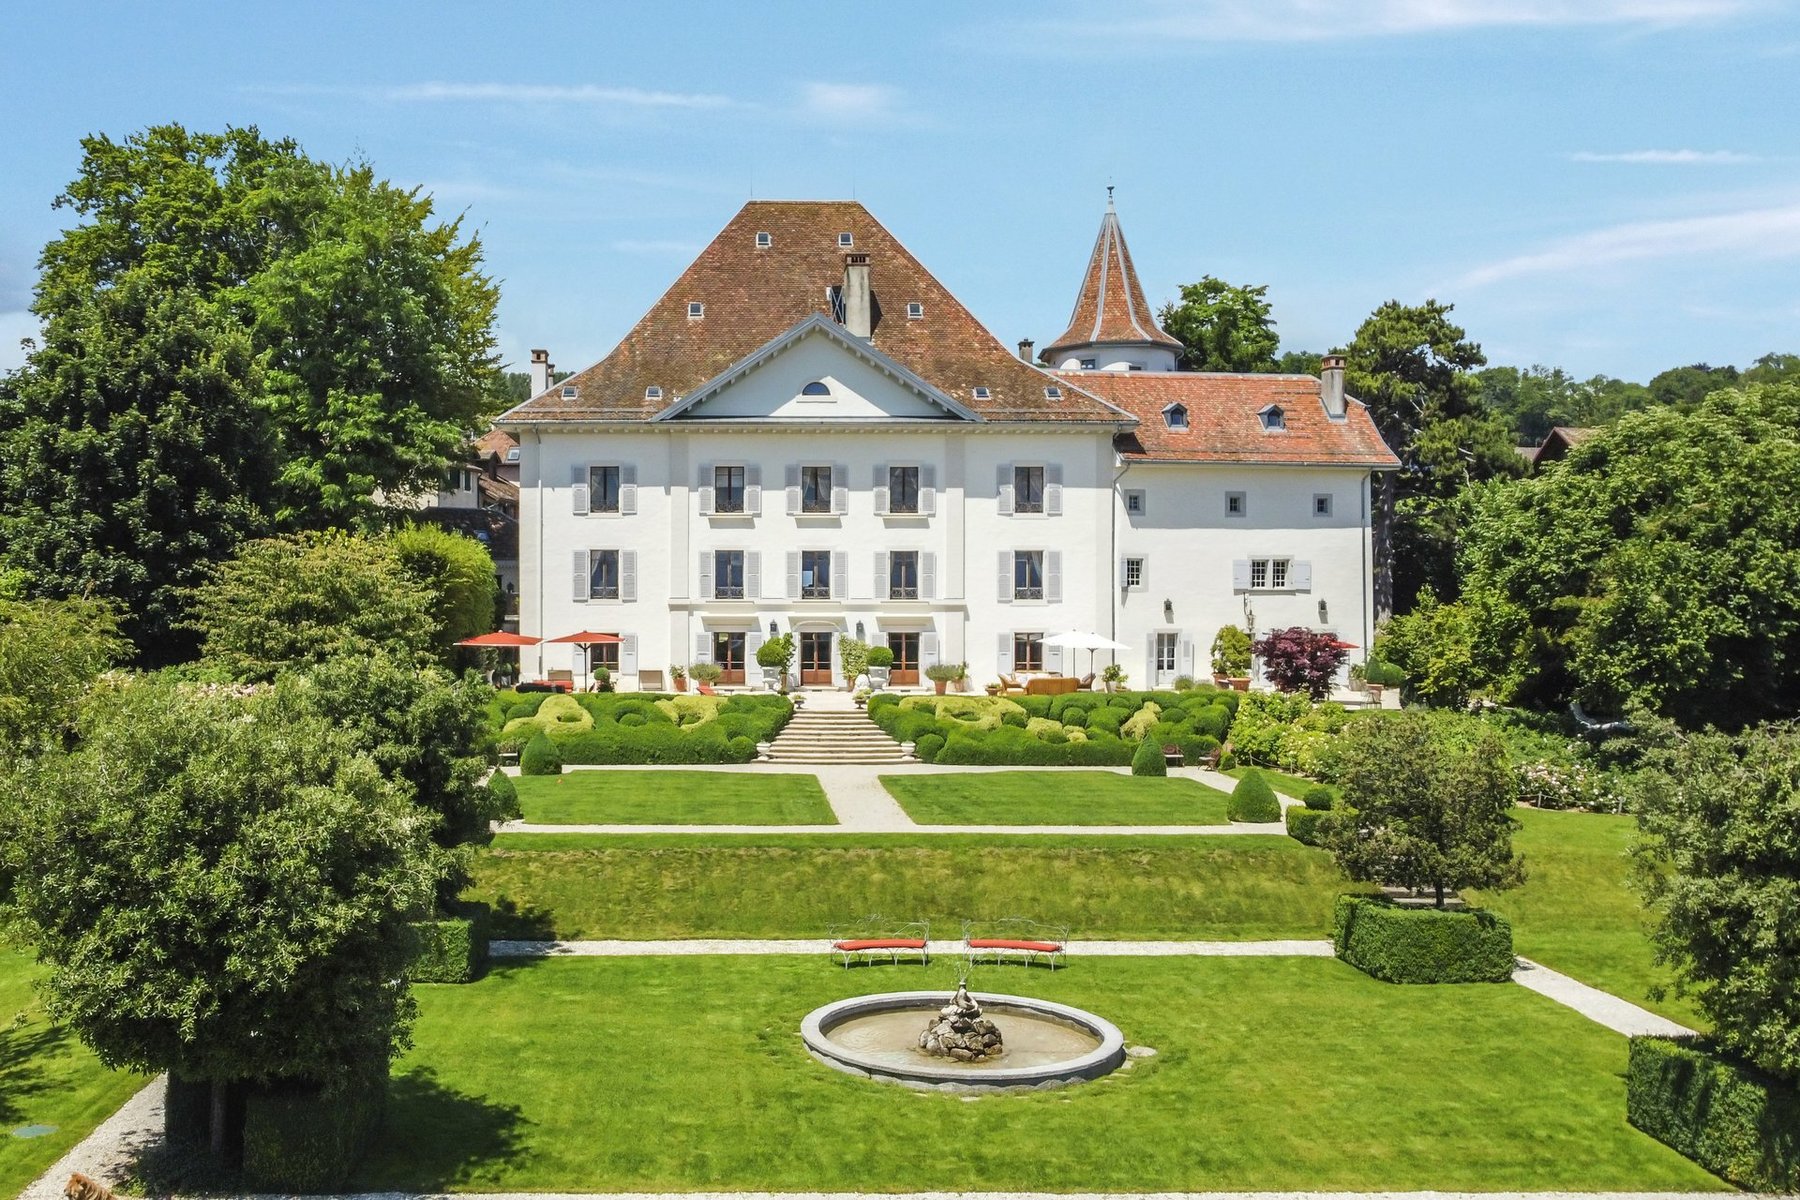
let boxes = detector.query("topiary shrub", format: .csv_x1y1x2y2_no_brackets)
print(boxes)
1286,806,1328,846
1302,784,1336,811
1131,737,1167,777
1086,706,1125,735
1219,751,1237,771
1122,701,1162,741
241,1067,387,1192
520,732,562,775
486,770,520,821
408,901,491,983
1332,895,1515,983
1000,707,1029,729
1060,707,1089,728
619,711,646,727
728,735,755,761
1626,1036,1800,1191
1228,769,1282,822
915,732,946,762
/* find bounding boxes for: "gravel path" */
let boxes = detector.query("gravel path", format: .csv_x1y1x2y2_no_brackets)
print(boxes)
1512,958,1697,1037
19,1075,164,1200
490,939,1337,958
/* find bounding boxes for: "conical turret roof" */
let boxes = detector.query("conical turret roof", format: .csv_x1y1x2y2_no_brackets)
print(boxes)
1043,196,1183,361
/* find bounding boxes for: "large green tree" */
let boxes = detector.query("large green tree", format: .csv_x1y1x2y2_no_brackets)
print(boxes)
0,125,505,660
1478,364,1651,445
1157,277,1281,372
390,522,498,649
0,596,126,767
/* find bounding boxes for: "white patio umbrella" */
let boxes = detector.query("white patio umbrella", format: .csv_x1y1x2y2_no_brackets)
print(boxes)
1040,630,1132,677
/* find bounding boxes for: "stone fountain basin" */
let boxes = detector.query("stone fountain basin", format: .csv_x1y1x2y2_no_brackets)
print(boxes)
801,990,1127,1092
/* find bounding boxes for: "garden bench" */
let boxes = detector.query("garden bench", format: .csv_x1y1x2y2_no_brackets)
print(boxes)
829,919,930,968
1162,743,1184,766
962,920,1070,970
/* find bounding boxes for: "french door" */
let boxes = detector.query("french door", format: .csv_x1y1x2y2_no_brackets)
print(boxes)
712,632,746,684
799,632,834,686
1154,631,1179,687
887,632,920,685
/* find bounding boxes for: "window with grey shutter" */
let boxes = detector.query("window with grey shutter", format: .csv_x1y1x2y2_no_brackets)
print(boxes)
996,463,1015,515
832,549,848,599
997,550,1013,603
620,634,639,676
619,464,638,515
746,630,764,664
697,463,715,516
873,551,889,598
786,464,802,515
1232,559,1251,591
920,552,936,600
713,465,746,514
694,633,711,663
872,463,889,516
919,463,936,516
1045,463,1063,516
831,463,849,515
1014,465,1044,514
745,463,762,515
1291,560,1313,591
787,551,802,598
745,551,761,599
589,465,622,513
573,550,590,601
697,551,713,599
1181,638,1195,674
570,464,590,515
1045,550,1062,603
920,630,939,670
997,632,1011,674
887,465,919,514
620,550,637,602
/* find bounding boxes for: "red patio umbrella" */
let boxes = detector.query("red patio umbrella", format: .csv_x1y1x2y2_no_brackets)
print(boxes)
546,631,624,691
455,631,541,686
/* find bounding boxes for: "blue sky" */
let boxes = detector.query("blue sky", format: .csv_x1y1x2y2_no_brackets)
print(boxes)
2,1,1797,383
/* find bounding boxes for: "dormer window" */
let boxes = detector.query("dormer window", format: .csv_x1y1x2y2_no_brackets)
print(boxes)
1079,358,1097,370
687,302,705,319
972,386,991,401
838,232,854,247
1044,386,1062,400
800,381,831,397
1259,404,1286,431
1163,403,1188,430
755,231,772,248
906,302,924,319
645,385,664,401
505,447,520,462
560,385,579,399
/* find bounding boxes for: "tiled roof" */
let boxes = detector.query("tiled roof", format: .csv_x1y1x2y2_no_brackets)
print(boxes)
473,428,518,459
478,474,519,506
503,201,1126,425
1059,370,1400,468
1042,205,1183,360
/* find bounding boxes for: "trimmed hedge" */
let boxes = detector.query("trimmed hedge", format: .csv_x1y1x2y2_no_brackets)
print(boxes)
1302,784,1335,811
1332,895,1515,984
1228,769,1282,823
868,689,1235,767
241,1069,387,1192
1131,737,1167,777
490,691,791,765
408,902,491,983
1286,806,1328,846
486,770,520,820
520,732,562,775
1626,1035,1800,1191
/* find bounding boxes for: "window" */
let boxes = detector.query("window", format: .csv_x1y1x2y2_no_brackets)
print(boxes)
1155,632,1178,676
645,385,663,400
1164,404,1188,430
800,380,831,397
971,386,991,400
714,465,745,514
1013,465,1045,514
1314,493,1333,517
687,302,705,318
713,550,745,599
906,302,924,319
1124,489,1145,515
888,465,920,514
838,232,854,247
590,640,620,674
505,447,520,463
1123,557,1145,589
1014,550,1045,601
1013,632,1044,673
1259,405,1286,431
560,384,579,399
589,550,620,600
1079,358,1096,370
588,465,622,513
755,231,772,248
1271,558,1289,589
1044,386,1062,400
889,550,919,600
1226,491,1246,517
801,465,833,514
1249,558,1267,589
800,550,832,599
1249,557,1292,590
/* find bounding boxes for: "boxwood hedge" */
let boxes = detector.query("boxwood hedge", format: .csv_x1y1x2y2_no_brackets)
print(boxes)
869,689,1235,767
407,901,491,983
1332,895,1515,983
1286,806,1328,845
491,691,790,764
241,1068,387,1192
1626,1035,1800,1191
1228,769,1282,823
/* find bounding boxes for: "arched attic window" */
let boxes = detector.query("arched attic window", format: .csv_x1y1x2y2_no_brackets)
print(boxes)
800,381,831,397
1163,403,1189,430
1259,404,1287,432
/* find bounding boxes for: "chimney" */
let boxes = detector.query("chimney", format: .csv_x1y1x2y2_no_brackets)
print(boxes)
1320,353,1346,418
529,348,552,397
1017,338,1035,362
841,253,872,339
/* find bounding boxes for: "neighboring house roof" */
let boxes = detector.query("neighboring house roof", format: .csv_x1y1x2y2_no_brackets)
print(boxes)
1060,371,1401,468
474,428,518,459
502,200,1125,426
1042,202,1184,361
1514,445,1539,463
478,474,519,507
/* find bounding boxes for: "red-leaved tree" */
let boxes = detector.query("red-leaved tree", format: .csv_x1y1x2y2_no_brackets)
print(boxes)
1252,627,1350,700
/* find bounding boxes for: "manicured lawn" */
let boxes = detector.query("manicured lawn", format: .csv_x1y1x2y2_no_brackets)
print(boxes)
881,771,1231,825
515,770,834,825
356,955,1721,1192
1228,765,1336,803
470,833,1362,940
1469,806,1703,1028
0,949,147,1198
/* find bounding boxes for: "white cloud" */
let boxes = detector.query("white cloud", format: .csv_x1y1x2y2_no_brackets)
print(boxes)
795,82,906,125
254,82,735,110
1568,148,1760,164
1459,202,1800,287
1031,0,1752,41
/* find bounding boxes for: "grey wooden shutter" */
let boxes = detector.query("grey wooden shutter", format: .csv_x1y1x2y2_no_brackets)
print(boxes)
874,551,889,599
786,551,802,599
832,550,848,599
698,551,713,600
919,630,939,671
873,463,889,516
697,463,714,516
831,463,849,515
997,550,1013,603
996,463,1014,515
620,550,637,602
997,633,1012,674
1146,634,1156,683
573,550,590,601
1232,559,1251,590
571,464,590,515
619,464,638,515
746,463,762,516
1181,638,1195,674
921,552,936,600
1117,556,1130,589
745,551,761,599
1046,641,1064,673
1046,551,1062,603
620,634,639,677
920,463,936,515
1045,462,1064,516
694,633,711,663
746,630,764,664
1138,555,1148,592
785,464,801,515
1292,560,1313,591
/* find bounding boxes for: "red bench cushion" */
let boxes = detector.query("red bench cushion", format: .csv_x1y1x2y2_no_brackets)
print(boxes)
834,938,927,951
968,938,1063,953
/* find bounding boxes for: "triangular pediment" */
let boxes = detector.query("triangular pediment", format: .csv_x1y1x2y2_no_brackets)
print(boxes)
652,315,981,423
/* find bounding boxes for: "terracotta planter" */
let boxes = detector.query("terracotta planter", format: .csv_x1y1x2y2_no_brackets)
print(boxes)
1229,677,1251,692
673,678,688,693
934,679,948,695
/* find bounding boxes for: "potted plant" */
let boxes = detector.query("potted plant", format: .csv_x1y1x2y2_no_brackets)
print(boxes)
984,680,1002,696
670,663,688,693
949,662,968,692
837,637,870,692
756,632,795,692
1210,625,1252,691
926,662,961,696
594,666,613,693
853,687,872,708
865,645,894,689
690,662,724,689
1100,662,1128,693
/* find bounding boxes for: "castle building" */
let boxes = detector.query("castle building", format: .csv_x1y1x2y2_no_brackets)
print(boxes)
499,198,1397,688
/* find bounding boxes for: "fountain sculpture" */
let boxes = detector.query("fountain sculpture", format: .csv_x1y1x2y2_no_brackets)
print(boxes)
918,981,1004,1062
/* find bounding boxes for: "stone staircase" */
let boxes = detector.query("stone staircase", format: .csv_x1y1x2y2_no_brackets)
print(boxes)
766,706,910,765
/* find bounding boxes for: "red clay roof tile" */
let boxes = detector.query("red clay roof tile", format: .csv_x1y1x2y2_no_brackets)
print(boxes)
1043,207,1183,360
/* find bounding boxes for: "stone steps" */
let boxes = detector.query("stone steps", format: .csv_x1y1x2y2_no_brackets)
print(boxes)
767,708,910,765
